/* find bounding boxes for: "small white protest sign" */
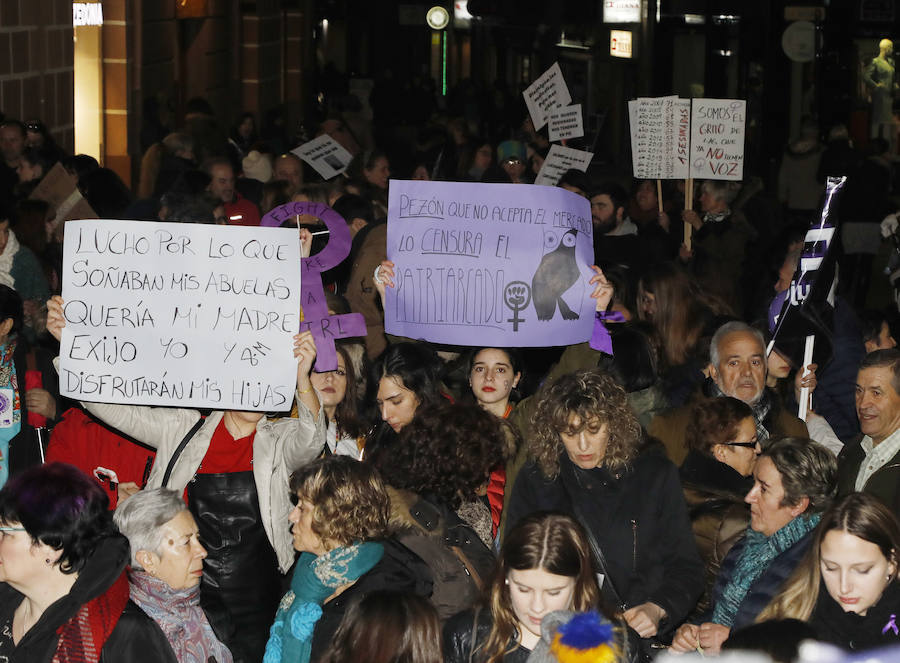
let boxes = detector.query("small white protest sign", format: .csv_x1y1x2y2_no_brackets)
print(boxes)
548,104,584,142
60,220,302,411
627,96,689,179
534,145,593,186
523,62,572,129
689,98,746,180
292,134,354,180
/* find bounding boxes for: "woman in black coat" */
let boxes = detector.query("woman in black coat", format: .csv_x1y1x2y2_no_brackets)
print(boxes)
0,462,176,663
504,369,704,643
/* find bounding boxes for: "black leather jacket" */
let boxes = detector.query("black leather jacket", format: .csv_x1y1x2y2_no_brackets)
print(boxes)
442,609,529,663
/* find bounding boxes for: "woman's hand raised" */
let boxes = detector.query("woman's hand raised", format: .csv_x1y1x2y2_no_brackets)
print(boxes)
47,296,65,343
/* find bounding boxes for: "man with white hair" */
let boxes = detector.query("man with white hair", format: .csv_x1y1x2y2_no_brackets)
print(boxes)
650,321,809,465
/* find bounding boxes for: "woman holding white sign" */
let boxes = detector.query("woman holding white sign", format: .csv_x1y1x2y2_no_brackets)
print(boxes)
46,295,325,663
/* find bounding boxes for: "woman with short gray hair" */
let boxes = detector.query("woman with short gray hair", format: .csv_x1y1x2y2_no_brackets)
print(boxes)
114,489,232,663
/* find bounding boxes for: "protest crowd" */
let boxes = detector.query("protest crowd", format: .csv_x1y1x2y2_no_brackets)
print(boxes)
3,70,900,663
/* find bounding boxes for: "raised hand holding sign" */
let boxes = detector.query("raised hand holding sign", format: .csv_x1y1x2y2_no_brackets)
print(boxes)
262,201,366,372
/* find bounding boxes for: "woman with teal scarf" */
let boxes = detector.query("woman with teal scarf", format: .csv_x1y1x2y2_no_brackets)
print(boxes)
671,437,838,655
264,455,432,663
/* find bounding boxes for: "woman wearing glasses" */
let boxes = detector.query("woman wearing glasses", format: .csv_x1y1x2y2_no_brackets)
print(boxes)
679,396,759,615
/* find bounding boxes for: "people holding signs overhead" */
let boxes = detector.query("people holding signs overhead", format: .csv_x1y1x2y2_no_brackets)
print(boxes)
46,295,326,663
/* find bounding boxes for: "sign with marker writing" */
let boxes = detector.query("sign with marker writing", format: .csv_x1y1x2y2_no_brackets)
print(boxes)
548,104,585,142
534,145,594,187
385,180,595,346
292,134,354,180
627,96,690,179
523,62,572,130
59,220,302,411
689,98,746,180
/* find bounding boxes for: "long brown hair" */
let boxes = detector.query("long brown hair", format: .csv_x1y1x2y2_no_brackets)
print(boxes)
637,262,732,368
759,492,900,622
481,513,600,663
317,591,442,663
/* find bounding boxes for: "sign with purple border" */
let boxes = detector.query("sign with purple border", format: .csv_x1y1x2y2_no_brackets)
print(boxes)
263,201,366,372
385,180,595,346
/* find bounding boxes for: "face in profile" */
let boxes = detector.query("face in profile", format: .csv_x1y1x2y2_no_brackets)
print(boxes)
507,567,576,641
820,529,895,616
713,415,759,477
142,510,207,590
745,456,805,537
288,497,328,555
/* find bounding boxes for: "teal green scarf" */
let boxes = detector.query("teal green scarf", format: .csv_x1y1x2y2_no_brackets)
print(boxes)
711,514,821,627
263,541,384,663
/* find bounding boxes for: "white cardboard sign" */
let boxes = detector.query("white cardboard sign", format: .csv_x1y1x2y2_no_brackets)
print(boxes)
689,98,746,180
59,220,302,411
548,104,585,142
534,145,594,186
627,96,690,179
523,62,572,129
292,134,354,180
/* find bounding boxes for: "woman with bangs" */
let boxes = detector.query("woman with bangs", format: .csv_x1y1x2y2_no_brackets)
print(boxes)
504,369,704,646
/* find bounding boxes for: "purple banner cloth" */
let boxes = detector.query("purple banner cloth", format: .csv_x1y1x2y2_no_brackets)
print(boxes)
588,311,625,354
385,180,595,347
263,202,366,372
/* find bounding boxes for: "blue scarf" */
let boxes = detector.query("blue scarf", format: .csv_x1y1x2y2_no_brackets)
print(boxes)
712,513,821,627
263,541,384,663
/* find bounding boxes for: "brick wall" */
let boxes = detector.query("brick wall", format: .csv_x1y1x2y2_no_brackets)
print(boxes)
0,0,75,151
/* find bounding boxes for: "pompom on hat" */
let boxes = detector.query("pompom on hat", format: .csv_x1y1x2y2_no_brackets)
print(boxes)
527,610,622,663
243,150,273,183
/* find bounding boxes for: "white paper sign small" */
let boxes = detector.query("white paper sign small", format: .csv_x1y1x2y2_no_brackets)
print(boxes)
689,98,746,180
627,96,691,180
535,145,594,186
292,135,354,180
548,104,584,142
59,220,302,411
523,62,572,130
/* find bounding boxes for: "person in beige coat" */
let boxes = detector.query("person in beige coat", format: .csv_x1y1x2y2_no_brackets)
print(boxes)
46,296,325,663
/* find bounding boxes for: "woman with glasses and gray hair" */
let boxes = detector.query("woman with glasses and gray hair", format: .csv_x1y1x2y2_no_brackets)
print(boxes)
114,488,232,663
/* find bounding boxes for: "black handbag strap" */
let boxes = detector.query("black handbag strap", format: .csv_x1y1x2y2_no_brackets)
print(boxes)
161,416,205,488
558,462,627,612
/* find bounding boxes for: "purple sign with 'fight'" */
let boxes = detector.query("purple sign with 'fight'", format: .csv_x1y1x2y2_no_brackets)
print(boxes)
385,180,595,347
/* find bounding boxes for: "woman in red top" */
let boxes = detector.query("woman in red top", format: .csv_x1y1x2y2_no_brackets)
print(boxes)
46,296,325,663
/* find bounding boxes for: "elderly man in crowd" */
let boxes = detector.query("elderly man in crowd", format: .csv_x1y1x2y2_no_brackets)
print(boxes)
650,321,809,465
837,348,900,517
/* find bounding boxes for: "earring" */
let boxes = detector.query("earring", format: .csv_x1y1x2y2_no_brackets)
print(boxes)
504,578,509,586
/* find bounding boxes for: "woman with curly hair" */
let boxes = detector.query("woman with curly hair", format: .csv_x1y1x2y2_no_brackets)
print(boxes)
376,401,505,618
504,369,704,644
443,512,609,663
264,455,432,663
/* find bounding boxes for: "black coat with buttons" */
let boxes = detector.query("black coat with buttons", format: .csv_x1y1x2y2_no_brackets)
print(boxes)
504,445,704,636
